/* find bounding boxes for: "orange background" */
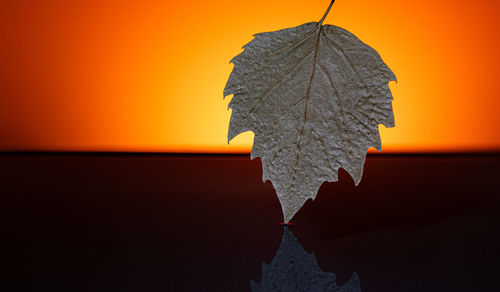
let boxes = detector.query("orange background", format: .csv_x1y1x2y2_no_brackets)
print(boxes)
1,0,499,153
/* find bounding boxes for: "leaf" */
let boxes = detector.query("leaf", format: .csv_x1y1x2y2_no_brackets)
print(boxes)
251,227,361,291
224,1,396,222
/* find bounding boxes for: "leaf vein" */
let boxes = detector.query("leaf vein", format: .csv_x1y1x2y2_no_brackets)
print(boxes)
316,61,355,164
227,28,317,91
321,31,370,95
249,47,314,113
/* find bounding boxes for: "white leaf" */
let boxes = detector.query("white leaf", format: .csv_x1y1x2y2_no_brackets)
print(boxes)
224,2,396,222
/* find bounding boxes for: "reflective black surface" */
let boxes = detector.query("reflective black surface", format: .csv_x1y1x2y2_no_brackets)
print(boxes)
1,153,499,291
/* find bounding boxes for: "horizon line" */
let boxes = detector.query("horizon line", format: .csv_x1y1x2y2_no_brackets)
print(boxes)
1,150,499,157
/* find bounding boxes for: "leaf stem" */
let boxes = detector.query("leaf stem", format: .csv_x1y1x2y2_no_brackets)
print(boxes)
318,0,335,26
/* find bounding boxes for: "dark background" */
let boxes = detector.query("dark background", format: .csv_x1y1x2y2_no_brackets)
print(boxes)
1,153,499,291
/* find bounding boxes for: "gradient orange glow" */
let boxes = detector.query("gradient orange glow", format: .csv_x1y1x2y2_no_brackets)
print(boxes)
1,0,499,153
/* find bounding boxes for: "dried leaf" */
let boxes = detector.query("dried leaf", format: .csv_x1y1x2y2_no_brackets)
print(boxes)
224,1,396,222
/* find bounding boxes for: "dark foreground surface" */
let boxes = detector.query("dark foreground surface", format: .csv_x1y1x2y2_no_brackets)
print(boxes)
1,153,499,291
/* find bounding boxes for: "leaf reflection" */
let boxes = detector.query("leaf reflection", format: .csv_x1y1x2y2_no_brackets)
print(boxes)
251,227,361,291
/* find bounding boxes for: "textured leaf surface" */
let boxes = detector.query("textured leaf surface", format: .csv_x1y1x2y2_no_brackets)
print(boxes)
224,21,396,222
